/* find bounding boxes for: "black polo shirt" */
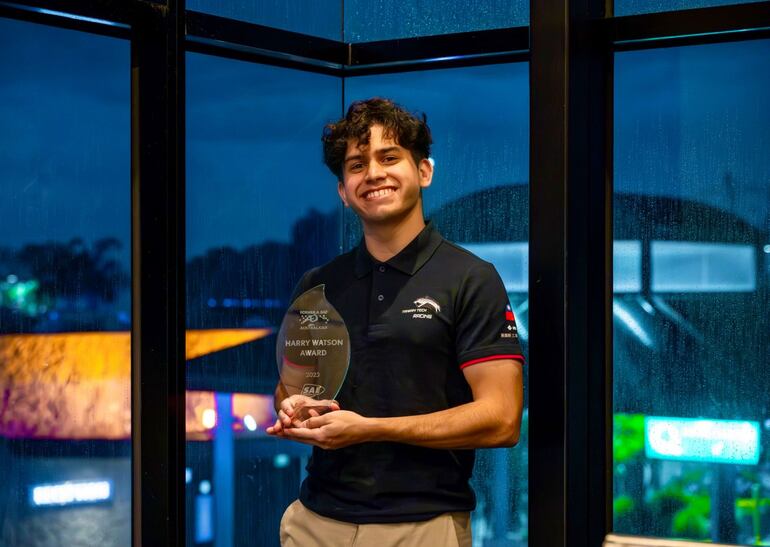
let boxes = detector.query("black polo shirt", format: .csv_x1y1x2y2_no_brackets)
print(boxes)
290,222,524,524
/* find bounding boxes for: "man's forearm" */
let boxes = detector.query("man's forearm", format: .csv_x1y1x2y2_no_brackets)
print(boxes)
367,398,521,450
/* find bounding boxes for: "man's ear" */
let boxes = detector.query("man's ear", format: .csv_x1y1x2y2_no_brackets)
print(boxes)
337,180,349,207
418,158,434,189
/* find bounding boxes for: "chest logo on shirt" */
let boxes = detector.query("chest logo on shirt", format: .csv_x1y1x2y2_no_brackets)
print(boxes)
401,296,441,319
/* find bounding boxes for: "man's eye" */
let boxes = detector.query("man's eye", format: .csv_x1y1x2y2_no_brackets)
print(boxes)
349,163,364,171
383,156,398,163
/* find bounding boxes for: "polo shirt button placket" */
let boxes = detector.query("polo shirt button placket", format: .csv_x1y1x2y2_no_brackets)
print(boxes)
378,265,386,273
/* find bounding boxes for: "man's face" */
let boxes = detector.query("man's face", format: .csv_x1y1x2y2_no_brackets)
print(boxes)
337,124,433,227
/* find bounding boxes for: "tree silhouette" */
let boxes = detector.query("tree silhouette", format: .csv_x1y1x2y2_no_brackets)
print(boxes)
7,237,127,303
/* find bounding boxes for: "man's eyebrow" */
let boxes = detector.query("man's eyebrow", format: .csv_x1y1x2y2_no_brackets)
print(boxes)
344,153,363,163
375,146,401,156
344,146,401,163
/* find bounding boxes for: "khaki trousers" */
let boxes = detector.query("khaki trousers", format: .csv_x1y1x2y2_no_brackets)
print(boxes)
280,500,472,547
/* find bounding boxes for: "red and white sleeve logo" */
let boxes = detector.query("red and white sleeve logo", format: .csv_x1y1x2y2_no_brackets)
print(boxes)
500,304,519,339
505,304,515,322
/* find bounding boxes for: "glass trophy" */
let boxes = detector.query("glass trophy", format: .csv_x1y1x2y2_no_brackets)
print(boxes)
276,284,350,421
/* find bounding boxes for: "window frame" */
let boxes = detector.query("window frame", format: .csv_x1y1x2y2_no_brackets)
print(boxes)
0,0,768,544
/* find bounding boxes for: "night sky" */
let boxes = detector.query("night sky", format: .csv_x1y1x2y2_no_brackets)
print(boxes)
1,16,768,268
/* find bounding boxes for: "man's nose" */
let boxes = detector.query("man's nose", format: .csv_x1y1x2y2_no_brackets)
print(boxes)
365,160,386,181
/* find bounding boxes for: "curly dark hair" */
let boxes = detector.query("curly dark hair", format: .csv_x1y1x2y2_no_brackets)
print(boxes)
322,98,432,180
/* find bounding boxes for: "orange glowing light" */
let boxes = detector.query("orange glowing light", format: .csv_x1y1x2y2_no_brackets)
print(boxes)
0,328,271,440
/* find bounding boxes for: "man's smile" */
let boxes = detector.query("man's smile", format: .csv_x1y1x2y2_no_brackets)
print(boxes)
362,187,397,201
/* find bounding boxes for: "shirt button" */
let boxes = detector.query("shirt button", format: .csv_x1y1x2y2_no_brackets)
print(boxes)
378,265,386,273
377,294,384,302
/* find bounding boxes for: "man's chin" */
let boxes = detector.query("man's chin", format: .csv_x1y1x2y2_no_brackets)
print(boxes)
359,210,403,225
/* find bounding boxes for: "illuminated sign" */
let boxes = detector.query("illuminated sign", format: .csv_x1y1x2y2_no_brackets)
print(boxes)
645,417,760,465
29,480,113,507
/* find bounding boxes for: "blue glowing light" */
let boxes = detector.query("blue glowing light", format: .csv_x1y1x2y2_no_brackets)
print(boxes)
29,480,112,507
613,301,653,348
273,453,291,469
243,414,257,431
195,494,214,543
645,416,760,465
36,8,127,28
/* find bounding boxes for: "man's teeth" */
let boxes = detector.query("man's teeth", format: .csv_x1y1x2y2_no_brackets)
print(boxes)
365,188,395,200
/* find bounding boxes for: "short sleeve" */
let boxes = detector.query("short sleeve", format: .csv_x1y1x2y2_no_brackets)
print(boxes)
454,261,525,369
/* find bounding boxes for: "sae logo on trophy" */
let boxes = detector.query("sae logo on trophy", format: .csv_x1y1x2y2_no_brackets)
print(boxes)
301,384,326,397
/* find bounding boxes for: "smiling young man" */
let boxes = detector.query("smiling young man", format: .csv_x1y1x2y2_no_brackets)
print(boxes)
267,98,525,547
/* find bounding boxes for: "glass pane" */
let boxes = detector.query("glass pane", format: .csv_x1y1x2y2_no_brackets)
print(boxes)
616,0,761,16
185,53,341,546
651,241,756,292
613,40,770,544
0,18,130,546
345,0,528,42
186,0,341,41
346,62,530,546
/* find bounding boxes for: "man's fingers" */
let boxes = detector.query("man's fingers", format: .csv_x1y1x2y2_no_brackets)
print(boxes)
280,398,297,416
279,409,292,425
302,416,326,429
283,427,322,441
266,417,283,435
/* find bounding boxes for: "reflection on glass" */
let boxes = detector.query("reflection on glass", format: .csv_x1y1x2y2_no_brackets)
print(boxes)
616,0,761,16
652,241,756,293
186,0,528,42
344,0,528,42
347,62,529,546
186,0,341,40
614,241,642,293
462,242,529,294
613,40,770,544
0,18,130,546
186,53,341,546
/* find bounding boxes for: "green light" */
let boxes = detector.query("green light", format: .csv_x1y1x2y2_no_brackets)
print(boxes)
0,279,41,316
645,416,760,465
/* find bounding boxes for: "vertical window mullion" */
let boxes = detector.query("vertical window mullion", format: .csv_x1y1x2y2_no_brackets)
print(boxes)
529,0,612,544
130,1,186,545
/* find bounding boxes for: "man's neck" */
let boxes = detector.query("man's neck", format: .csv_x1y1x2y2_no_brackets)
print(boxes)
362,207,426,263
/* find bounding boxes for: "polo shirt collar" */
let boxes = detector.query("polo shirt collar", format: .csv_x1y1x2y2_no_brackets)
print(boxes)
354,221,444,278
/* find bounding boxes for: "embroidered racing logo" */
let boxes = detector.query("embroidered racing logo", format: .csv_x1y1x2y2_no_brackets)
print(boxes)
413,297,441,313
401,296,440,319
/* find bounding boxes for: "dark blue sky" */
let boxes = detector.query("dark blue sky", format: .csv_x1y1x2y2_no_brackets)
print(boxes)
1,17,768,268
0,19,129,258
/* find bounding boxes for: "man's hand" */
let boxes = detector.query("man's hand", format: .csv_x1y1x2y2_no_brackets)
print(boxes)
281,410,371,450
266,395,340,435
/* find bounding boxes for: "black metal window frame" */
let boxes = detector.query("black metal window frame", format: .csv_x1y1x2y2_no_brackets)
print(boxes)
0,1,768,545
